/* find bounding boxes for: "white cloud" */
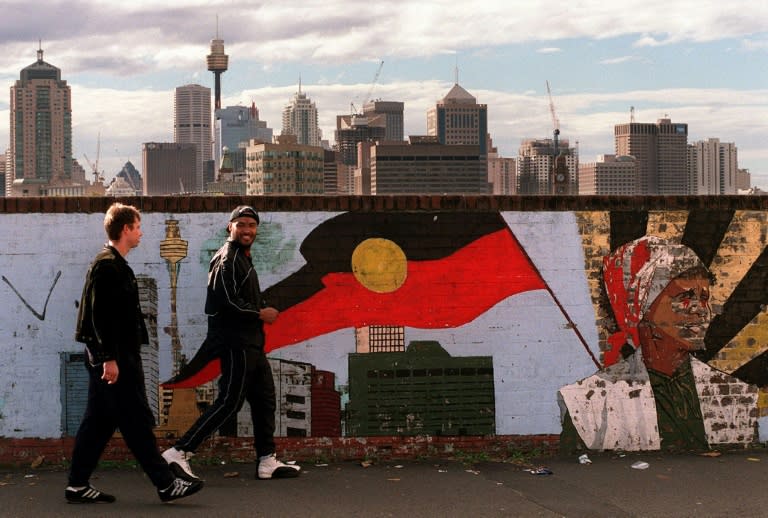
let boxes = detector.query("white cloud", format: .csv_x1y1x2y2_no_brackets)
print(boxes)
741,38,768,51
2,1,767,74
2,1,768,188
633,35,673,48
599,56,640,65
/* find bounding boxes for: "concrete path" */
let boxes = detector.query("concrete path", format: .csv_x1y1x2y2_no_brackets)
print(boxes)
1,449,766,517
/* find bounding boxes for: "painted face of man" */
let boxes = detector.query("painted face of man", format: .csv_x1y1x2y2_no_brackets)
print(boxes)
229,216,258,247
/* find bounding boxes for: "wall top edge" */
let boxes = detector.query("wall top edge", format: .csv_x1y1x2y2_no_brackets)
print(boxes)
0,195,766,214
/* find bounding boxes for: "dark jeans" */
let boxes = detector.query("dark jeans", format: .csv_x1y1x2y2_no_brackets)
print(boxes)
68,356,174,489
175,347,276,457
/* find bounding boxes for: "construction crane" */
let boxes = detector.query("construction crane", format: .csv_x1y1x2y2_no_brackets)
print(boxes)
546,80,560,156
83,132,105,184
362,60,384,107
547,81,570,195
351,60,384,116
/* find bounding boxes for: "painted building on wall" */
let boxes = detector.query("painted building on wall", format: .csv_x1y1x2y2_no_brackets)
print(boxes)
346,341,495,436
1,197,768,455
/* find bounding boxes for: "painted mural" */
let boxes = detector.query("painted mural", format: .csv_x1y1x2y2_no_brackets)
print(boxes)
0,208,767,452
559,235,758,451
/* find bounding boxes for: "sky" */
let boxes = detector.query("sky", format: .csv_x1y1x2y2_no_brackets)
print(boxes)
1,0,767,188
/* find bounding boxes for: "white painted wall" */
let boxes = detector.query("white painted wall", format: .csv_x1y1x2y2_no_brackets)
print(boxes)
0,210,598,438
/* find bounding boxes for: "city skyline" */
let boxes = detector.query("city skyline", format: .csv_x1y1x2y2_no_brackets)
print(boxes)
1,1,767,188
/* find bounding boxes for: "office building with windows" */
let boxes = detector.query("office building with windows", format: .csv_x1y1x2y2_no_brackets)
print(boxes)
174,84,212,191
9,47,73,196
281,83,322,147
615,118,688,195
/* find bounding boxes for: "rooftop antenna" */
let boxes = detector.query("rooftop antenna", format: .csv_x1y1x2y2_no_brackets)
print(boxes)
454,55,459,84
630,106,635,122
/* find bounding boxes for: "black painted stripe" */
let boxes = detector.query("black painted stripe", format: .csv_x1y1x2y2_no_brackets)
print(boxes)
698,245,768,362
731,349,768,386
609,211,648,252
680,209,735,267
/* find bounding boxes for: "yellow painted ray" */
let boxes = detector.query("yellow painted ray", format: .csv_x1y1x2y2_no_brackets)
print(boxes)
575,211,612,356
707,211,768,307
758,388,768,418
710,311,768,373
708,211,768,373
646,211,688,243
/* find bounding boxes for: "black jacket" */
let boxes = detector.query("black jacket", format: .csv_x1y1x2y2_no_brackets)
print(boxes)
205,239,265,347
75,245,149,365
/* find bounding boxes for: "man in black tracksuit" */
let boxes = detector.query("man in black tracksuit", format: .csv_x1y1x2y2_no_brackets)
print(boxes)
66,202,203,504
163,205,301,481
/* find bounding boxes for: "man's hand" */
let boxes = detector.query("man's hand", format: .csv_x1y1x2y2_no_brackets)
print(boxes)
260,307,279,324
101,360,119,384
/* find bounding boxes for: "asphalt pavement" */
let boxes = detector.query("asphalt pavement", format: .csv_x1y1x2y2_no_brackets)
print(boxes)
1,449,767,517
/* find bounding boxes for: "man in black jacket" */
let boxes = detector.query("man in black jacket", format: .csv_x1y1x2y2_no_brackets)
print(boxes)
67,202,203,504
163,205,301,481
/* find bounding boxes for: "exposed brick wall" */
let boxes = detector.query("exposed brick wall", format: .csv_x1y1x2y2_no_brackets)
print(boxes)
0,435,559,468
3,194,768,216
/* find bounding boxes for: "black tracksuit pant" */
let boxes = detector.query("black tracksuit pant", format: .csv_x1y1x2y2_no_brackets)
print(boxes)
68,356,175,489
174,347,276,457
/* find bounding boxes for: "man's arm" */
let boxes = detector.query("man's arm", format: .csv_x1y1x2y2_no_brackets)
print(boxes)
86,263,121,364
211,248,262,317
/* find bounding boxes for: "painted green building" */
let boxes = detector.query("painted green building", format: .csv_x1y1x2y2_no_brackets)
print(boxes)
346,341,495,436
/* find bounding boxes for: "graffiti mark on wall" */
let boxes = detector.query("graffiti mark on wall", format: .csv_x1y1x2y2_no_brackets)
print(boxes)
1,270,61,320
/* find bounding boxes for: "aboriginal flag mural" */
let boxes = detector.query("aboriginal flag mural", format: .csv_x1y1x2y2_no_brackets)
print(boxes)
165,212,565,389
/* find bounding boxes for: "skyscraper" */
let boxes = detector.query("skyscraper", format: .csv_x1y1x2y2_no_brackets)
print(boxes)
174,84,212,192
214,102,273,171
516,138,577,195
426,82,487,155
1,152,7,197
369,137,488,194
142,142,196,195
578,155,637,195
487,142,517,195
362,101,405,142
614,118,688,195
245,134,324,195
281,82,322,147
9,46,72,196
688,138,738,195
335,114,387,166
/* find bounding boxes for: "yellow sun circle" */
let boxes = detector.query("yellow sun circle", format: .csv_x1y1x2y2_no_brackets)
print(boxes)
351,238,408,293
